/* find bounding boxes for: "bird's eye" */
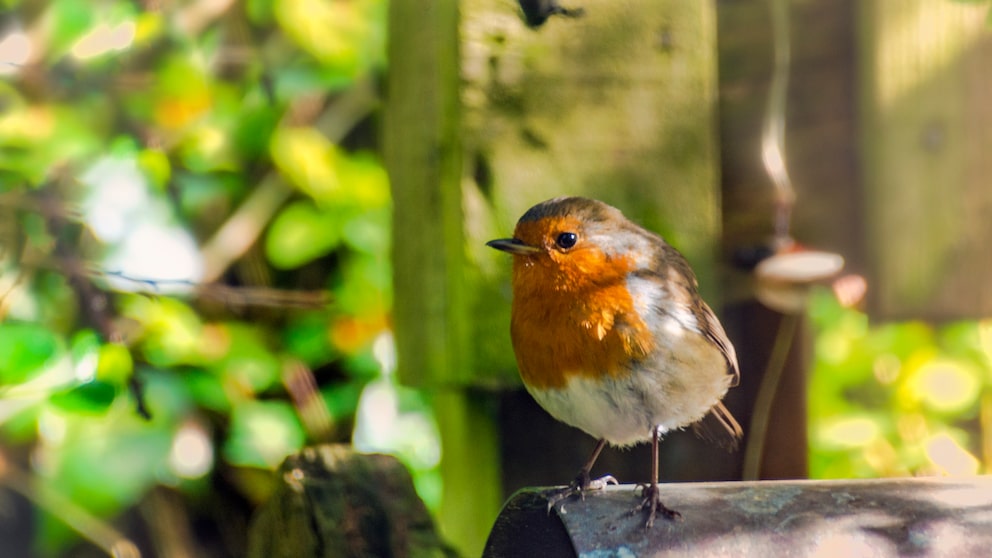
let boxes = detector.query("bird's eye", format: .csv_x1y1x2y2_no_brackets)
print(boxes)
555,232,578,250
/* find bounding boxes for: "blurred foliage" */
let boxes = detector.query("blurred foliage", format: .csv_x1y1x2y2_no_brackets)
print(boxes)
809,288,992,479
0,1,440,556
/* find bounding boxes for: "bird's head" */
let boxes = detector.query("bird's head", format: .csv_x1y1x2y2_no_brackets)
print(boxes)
487,197,648,296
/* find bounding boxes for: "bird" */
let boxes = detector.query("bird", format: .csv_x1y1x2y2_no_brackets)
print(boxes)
486,196,741,527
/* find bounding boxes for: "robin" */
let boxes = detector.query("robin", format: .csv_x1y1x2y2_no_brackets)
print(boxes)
487,196,741,527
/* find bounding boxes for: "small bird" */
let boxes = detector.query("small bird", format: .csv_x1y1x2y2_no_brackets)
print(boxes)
487,196,741,527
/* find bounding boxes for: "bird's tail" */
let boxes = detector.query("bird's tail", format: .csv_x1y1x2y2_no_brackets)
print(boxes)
691,402,743,452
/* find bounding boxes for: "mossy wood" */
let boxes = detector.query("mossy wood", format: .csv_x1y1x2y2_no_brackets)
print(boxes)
385,2,500,556
859,0,992,320
247,446,456,558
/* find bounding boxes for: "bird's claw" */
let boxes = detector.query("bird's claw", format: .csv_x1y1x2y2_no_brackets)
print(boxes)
631,483,681,528
586,474,618,492
545,474,619,513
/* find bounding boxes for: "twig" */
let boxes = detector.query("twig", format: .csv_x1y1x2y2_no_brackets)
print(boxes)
100,270,331,309
742,312,799,480
41,187,153,419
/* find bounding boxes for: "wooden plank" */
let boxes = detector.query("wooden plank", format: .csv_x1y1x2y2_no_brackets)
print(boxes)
385,0,470,388
859,0,992,320
432,391,501,558
485,478,992,556
383,2,501,556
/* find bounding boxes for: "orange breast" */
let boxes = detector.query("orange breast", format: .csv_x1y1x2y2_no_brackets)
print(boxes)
510,278,655,390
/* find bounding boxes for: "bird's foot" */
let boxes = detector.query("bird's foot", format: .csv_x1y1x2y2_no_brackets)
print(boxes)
632,482,681,528
545,471,618,513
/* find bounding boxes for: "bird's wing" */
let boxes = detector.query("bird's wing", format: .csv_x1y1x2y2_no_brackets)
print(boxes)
698,299,741,387
658,242,740,386
656,242,743,448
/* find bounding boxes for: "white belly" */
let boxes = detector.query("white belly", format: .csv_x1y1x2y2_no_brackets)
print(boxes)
525,339,732,446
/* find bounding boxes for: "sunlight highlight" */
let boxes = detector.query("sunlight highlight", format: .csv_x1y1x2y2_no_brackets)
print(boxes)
908,359,980,413
818,416,880,449
872,1,986,107
925,433,979,476
71,21,136,60
0,31,31,74
81,155,204,293
168,421,214,479
372,331,397,377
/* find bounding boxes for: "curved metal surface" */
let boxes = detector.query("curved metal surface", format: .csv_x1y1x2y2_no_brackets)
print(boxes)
485,478,992,557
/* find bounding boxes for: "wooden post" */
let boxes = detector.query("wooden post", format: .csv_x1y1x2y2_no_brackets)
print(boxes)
384,2,501,555
248,446,455,558
859,0,992,320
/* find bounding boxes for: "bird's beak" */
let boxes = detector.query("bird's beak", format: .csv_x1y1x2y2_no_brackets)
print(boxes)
486,238,541,255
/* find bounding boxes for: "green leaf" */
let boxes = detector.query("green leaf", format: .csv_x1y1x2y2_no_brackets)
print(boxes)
216,324,282,394
265,200,341,269
224,400,305,468
96,343,134,385
322,380,365,421
335,152,390,211
0,322,61,385
246,0,275,24
273,63,356,100
233,101,280,159
0,103,106,184
46,0,96,56
49,381,118,414
269,131,391,211
284,312,337,366
342,348,382,379
0,403,42,442
274,0,386,79
176,172,243,219
334,252,392,316
269,126,341,201
341,205,390,254
121,296,204,367
137,148,171,190
142,368,195,424
183,369,230,412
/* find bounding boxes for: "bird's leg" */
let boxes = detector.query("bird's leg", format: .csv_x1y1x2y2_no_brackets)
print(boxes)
633,428,681,527
546,438,617,512
572,438,616,491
